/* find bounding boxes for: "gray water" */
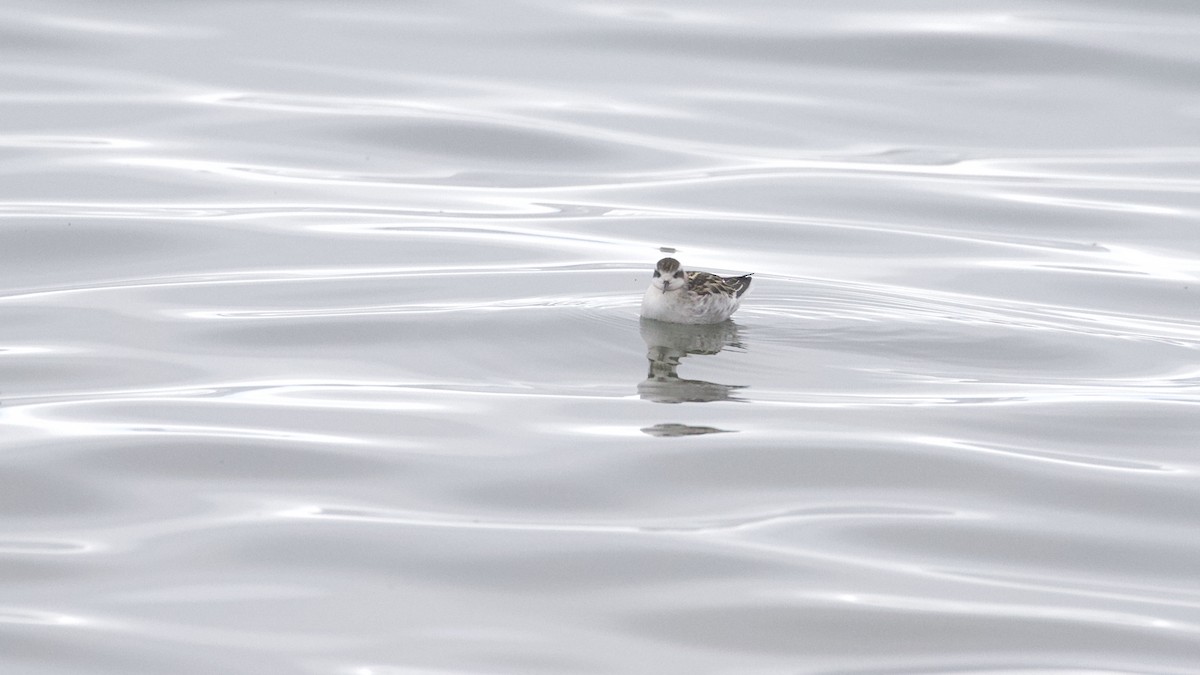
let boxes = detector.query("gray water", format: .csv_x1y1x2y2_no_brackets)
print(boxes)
3,1,1200,673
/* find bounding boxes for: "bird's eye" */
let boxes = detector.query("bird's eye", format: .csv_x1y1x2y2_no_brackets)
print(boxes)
674,272,684,278
653,271,660,277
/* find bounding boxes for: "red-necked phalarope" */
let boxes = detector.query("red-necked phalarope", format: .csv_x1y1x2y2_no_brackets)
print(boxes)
640,257,752,324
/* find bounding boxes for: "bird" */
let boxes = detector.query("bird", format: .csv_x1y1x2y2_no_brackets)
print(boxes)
640,257,751,324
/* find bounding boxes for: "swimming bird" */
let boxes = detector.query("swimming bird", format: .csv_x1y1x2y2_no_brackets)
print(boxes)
640,257,751,324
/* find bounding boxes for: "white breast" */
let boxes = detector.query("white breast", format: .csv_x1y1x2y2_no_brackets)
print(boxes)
641,286,740,324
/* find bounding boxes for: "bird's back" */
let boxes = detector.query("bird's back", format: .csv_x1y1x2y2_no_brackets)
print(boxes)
687,271,752,298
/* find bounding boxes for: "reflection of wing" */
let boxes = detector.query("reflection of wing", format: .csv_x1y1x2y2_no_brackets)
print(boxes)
639,317,742,355
638,376,745,404
686,271,752,298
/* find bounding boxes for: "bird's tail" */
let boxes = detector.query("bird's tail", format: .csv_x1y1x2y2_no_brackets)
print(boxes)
727,273,753,298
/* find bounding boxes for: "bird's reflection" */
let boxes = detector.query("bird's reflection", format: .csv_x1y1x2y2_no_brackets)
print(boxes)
637,318,747,405
641,423,734,437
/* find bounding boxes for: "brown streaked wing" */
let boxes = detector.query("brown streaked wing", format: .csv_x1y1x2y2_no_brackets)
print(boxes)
685,271,752,297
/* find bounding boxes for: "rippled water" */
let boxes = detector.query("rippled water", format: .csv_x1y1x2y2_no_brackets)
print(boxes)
3,1,1200,673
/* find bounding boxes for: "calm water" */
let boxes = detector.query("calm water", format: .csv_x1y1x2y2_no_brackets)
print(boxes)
3,1,1200,673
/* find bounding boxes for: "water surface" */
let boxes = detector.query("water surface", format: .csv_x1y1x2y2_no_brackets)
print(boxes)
3,1,1200,673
